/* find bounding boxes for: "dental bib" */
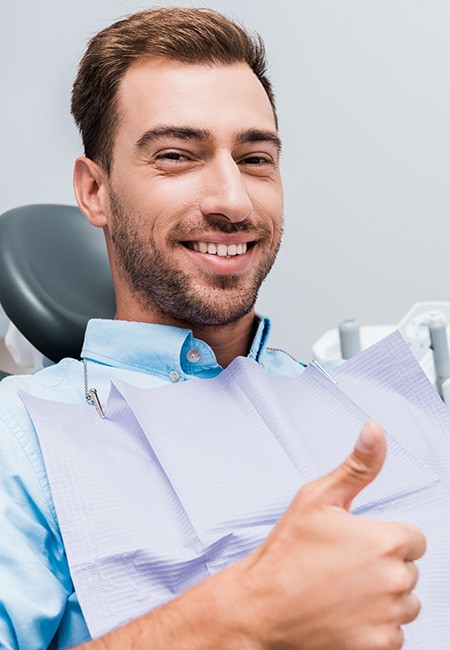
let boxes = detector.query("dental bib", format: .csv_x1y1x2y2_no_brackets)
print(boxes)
22,331,450,645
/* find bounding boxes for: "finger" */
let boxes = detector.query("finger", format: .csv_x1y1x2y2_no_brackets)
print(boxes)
391,521,427,561
367,627,404,650
404,561,419,591
399,593,421,625
312,420,387,511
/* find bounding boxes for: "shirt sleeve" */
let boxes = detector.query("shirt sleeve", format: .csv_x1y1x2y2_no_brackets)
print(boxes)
0,411,72,649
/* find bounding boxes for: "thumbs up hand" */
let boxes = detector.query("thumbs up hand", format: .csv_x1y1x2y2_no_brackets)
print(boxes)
232,421,426,650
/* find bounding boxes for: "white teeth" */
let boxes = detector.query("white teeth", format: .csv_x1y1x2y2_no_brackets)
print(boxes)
188,241,249,257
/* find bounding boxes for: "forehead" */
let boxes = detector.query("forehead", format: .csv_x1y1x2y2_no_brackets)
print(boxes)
115,59,277,145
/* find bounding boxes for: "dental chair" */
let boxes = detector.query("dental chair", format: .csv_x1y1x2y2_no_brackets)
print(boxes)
0,204,115,370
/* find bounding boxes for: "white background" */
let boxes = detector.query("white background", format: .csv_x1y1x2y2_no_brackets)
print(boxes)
2,0,450,361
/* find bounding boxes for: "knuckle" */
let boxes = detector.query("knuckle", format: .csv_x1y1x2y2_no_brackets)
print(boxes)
396,521,426,555
370,627,404,650
372,526,403,557
387,566,413,594
403,594,421,623
408,562,419,589
383,522,424,558
341,454,374,482
294,480,320,508
296,481,315,501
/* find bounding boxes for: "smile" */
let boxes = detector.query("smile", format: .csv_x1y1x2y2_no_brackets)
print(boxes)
184,241,250,257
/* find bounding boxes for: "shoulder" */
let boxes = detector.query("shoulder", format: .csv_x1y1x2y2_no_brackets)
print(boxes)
0,354,95,403
0,359,82,515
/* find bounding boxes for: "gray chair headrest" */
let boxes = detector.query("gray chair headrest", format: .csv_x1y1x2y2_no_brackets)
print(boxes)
0,204,116,362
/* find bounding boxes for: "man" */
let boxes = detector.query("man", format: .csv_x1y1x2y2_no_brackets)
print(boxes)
0,8,424,649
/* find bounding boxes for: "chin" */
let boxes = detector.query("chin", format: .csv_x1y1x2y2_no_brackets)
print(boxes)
157,286,258,328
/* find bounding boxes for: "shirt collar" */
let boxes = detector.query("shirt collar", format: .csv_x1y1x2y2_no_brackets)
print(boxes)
81,316,272,381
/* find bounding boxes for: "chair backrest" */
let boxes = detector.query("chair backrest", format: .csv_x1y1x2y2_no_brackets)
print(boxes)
0,204,116,363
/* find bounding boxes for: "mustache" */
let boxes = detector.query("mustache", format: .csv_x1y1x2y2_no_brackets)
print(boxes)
171,216,271,238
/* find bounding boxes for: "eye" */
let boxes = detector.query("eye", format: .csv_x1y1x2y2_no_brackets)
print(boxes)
155,151,190,162
240,155,273,166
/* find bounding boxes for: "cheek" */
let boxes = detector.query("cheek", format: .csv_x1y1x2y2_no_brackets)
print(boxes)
155,176,202,217
114,175,200,235
252,184,284,230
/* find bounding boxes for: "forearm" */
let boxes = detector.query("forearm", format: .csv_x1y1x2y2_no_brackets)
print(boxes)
78,561,257,650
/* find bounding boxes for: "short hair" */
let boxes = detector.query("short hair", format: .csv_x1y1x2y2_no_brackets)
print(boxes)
71,7,276,173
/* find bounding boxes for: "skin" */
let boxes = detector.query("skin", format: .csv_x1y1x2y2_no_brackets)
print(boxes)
74,59,284,367
74,59,426,648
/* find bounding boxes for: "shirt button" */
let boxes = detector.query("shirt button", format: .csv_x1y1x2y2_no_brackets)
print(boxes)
169,370,180,383
186,348,201,363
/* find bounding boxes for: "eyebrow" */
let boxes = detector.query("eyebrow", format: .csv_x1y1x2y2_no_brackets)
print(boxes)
236,129,282,154
136,127,210,150
135,126,282,154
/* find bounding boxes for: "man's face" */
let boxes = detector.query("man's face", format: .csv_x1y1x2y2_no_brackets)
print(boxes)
106,59,284,327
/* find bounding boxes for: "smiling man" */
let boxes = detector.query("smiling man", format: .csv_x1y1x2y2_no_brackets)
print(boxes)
0,7,425,650
74,55,284,367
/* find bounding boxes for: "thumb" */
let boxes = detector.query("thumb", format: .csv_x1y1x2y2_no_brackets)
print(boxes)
317,420,387,511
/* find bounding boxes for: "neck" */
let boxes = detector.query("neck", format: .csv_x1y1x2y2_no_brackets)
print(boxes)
189,313,258,368
114,296,258,368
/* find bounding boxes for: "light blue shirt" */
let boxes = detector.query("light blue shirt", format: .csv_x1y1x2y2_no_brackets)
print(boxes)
0,317,304,650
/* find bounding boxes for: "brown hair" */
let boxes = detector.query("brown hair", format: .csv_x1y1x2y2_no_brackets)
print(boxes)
71,7,276,173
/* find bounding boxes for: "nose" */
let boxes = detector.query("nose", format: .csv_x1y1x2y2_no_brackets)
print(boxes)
199,154,253,223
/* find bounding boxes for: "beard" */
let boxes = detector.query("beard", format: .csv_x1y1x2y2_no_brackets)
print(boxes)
109,191,282,327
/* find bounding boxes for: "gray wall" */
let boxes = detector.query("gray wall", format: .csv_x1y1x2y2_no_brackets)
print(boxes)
2,1,450,361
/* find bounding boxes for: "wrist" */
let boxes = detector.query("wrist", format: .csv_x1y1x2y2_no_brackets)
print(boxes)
171,557,262,650
79,553,263,650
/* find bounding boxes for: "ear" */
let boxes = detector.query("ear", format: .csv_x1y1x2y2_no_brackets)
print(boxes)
73,156,110,228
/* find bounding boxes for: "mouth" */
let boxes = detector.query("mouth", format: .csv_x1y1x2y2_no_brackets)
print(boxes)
182,240,255,259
